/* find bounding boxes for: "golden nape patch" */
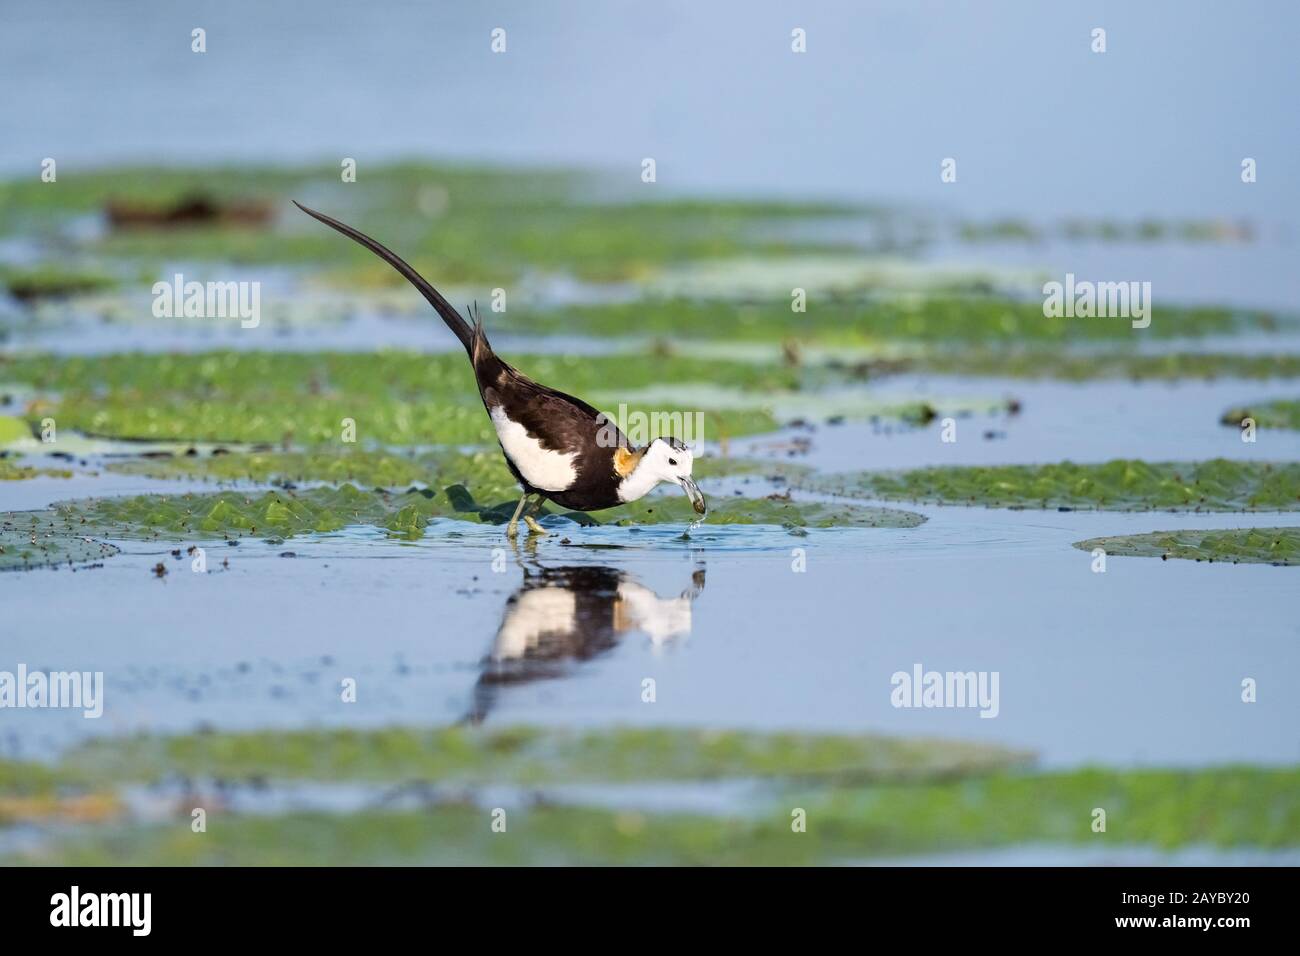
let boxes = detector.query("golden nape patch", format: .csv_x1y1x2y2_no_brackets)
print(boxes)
613,446,645,478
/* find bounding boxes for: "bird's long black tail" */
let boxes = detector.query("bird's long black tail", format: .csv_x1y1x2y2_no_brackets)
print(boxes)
293,200,477,358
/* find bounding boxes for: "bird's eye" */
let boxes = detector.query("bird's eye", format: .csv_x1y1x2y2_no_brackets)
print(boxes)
667,458,678,466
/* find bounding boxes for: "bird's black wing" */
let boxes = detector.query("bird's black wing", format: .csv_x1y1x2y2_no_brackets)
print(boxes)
483,371,627,455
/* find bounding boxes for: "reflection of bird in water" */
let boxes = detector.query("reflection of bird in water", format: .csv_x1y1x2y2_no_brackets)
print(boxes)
464,562,706,724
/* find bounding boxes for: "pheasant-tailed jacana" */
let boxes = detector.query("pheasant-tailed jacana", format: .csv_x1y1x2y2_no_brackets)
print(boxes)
294,202,706,537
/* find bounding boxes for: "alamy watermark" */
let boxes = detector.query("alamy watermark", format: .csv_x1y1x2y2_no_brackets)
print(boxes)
890,663,999,718
595,403,704,448
50,886,150,936
1043,272,1151,329
152,273,260,328
0,664,103,718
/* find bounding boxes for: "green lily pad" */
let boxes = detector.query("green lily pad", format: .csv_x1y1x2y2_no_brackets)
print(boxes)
106,448,451,487
0,458,73,481
51,479,924,545
0,510,119,571
803,459,1300,512
56,484,436,541
1076,527,1300,565
0,265,117,302
0,416,33,446
598,494,924,529
1222,399,1300,431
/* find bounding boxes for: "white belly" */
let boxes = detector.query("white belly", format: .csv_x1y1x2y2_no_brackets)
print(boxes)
489,406,578,492
493,587,577,660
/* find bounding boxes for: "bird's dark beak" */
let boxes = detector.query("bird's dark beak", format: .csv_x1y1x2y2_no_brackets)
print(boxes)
678,476,707,515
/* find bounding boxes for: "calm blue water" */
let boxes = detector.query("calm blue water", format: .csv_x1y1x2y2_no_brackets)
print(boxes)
3,0,1296,223
4,506,1299,769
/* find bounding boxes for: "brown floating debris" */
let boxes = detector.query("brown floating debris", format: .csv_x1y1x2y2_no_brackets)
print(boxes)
106,193,273,230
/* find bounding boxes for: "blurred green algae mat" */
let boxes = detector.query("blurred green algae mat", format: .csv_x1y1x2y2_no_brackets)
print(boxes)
3,726,1297,866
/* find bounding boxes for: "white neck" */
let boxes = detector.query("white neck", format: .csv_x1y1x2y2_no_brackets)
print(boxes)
616,462,663,503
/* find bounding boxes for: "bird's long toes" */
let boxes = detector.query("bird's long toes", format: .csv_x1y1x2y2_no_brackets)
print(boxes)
523,516,549,536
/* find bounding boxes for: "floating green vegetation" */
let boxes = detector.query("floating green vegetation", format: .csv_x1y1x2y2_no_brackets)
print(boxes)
4,736,1295,863
690,456,813,482
53,725,1025,790
800,765,1300,855
598,382,1001,427
0,758,77,797
5,725,1296,864
803,460,1300,512
0,459,73,481
1221,399,1300,431
0,163,860,284
104,448,832,529
0,416,32,446
106,448,449,487
909,349,1300,382
56,485,454,542
1075,528,1300,566
0,265,117,303
0,447,916,570
500,296,1279,344
2,350,794,445
52,477,922,545
642,254,1032,301
957,216,1253,245
107,446,809,494
631,340,1300,383
5,349,1003,447
0,510,119,571
594,494,924,530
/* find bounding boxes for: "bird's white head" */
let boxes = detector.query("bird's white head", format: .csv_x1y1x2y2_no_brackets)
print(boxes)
616,437,706,515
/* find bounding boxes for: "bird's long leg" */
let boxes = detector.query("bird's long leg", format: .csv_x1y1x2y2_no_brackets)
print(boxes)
523,495,549,537
505,493,529,539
